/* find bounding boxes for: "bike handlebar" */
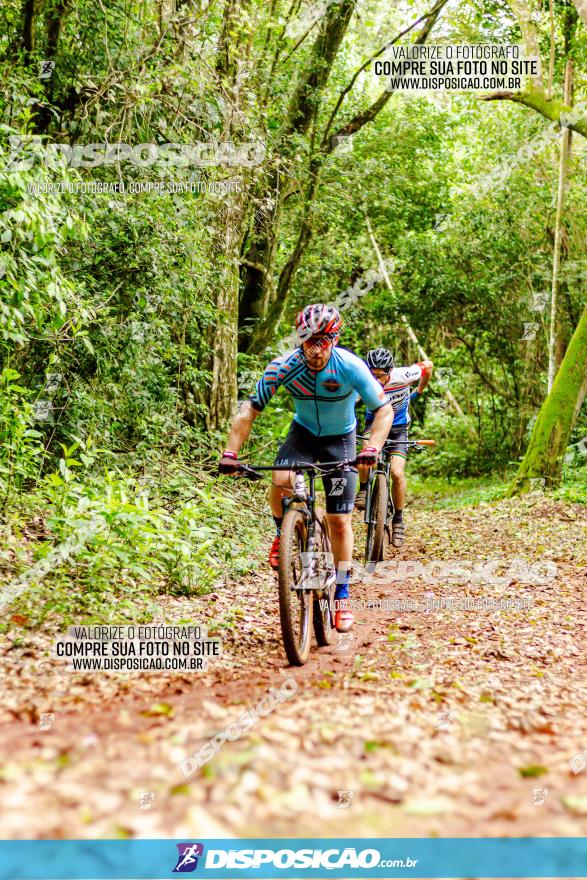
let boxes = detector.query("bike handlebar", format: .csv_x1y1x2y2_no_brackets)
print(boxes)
236,440,435,480
357,433,435,445
239,459,358,478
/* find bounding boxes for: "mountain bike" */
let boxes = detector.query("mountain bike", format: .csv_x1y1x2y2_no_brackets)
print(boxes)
239,458,357,666
359,437,435,565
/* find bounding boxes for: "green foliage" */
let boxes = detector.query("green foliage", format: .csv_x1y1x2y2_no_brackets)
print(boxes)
9,449,267,625
0,367,42,507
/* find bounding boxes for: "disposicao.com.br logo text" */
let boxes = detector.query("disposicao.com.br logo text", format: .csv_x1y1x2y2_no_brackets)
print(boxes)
197,847,418,870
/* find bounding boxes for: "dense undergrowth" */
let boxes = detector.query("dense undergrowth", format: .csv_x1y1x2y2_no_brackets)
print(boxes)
0,442,269,629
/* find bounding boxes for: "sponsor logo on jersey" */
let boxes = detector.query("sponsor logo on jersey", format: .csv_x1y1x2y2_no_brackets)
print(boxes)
322,379,342,392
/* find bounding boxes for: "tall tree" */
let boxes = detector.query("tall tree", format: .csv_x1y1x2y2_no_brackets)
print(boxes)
239,0,358,352
240,0,448,354
509,304,587,493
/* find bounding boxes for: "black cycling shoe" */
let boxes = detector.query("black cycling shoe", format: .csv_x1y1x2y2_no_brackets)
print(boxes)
392,520,405,547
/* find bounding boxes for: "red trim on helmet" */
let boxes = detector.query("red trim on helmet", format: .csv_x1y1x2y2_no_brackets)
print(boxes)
296,303,342,341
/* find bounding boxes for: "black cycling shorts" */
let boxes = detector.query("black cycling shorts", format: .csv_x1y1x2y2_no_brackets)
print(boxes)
385,425,409,459
274,421,358,514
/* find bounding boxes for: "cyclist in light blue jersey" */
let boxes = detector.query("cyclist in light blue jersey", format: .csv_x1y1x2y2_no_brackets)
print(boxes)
219,304,393,633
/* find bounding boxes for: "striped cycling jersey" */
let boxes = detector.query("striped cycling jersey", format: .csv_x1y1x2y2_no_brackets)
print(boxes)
250,346,388,437
365,363,425,428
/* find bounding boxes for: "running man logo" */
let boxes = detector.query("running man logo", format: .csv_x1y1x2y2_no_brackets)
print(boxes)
336,632,354,652
38,712,55,731
329,477,347,496
336,790,354,808
436,710,452,731
522,322,539,341
332,133,353,153
434,212,448,231
530,291,549,312
434,367,453,387
39,60,56,79
173,843,205,873
138,791,155,810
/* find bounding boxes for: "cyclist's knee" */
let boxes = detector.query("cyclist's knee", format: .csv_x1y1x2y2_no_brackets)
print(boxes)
390,459,405,479
327,513,352,535
271,470,293,491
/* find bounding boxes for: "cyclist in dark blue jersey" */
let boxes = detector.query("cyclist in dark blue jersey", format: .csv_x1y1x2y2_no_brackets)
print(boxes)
356,347,433,547
219,304,393,633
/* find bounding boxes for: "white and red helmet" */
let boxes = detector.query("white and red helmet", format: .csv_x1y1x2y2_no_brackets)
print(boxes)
295,303,342,344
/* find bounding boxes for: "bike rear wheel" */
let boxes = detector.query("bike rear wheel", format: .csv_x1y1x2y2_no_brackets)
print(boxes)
365,472,388,565
313,512,336,646
278,508,313,665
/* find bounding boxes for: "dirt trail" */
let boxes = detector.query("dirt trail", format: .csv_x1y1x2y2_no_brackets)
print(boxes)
1,492,587,840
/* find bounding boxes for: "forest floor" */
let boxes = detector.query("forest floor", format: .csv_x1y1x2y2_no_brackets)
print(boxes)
1,487,587,840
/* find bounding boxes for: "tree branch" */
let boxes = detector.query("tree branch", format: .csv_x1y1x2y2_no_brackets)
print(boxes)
480,89,587,138
571,0,587,28
320,9,430,145
280,0,357,141
324,0,448,151
240,258,268,275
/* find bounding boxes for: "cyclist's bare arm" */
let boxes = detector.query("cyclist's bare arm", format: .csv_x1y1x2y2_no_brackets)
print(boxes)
224,401,261,455
364,402,393,451
417,359,433,393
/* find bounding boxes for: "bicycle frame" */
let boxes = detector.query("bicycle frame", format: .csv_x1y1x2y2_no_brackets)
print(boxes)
235,458,355,665
360,437,435,565
282,468,319,589
359,435,434,525
239,460,351,590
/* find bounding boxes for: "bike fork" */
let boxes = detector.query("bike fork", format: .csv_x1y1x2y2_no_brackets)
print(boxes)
363,475,373,525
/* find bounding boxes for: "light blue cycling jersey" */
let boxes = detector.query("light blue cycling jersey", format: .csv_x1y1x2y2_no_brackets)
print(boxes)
250,346,388,437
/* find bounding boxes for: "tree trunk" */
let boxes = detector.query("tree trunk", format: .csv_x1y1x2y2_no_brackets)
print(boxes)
20,0,35,64
548,61,573,391
202,0,252,430
240,0,448,355
239,0,357,353
204,191,248,431
243,154,322,353
509,303,587,494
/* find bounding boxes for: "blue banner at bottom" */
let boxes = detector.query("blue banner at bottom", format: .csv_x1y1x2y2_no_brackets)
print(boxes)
0,838,586,879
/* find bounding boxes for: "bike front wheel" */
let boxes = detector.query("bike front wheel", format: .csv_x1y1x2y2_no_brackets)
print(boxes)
278,508,313,665
313,512,336,647
365,472,388,565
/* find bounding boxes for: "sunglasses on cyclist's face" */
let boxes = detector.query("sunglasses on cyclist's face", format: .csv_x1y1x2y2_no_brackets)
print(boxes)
371,369,390,386
302,333,337,355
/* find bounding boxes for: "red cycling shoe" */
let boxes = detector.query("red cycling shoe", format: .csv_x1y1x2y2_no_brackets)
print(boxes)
269,535,280,570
